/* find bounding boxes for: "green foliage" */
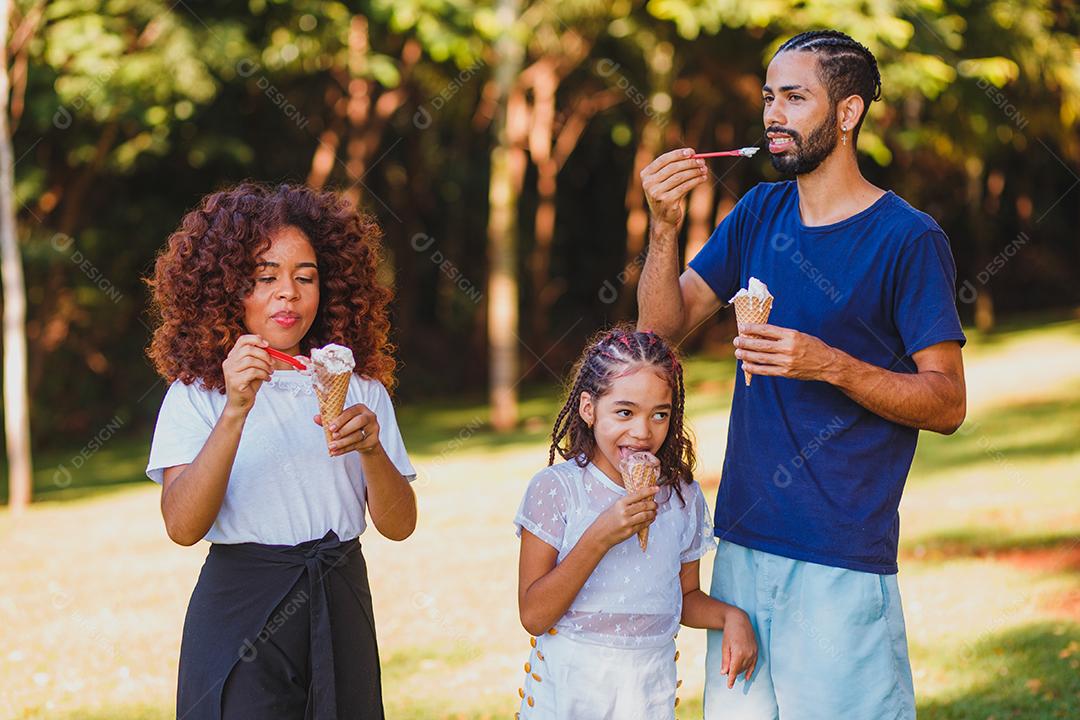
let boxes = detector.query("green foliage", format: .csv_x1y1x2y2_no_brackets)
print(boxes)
7,0,1080,450
37,1,227,170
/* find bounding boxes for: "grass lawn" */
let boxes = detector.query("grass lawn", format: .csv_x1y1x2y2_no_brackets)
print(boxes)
1,317,1078,719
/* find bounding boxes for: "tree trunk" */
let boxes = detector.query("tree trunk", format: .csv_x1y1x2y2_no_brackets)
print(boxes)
7,1,45,133
684,112,720,264
27,122,118,399
487,0,524,431
966,158,994,332
529,87,618,349
342,15,373,209
307,82,345,189
615,40,675,321
528,60,558,349
981,168,1006,329
1,0,33,510
336,18,415,209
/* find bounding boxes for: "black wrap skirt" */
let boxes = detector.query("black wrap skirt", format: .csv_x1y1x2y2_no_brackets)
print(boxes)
176,530,383,720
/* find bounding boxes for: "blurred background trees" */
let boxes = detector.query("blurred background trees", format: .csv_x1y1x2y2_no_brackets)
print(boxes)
2,0,1079,503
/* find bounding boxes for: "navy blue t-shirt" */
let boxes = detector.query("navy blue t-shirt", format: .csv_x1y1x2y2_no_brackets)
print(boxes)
688,181,966,574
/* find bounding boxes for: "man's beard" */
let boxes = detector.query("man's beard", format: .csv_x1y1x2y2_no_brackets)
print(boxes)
769,108,839,175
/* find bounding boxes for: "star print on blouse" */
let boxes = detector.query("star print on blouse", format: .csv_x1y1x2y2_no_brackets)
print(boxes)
513,459,716,649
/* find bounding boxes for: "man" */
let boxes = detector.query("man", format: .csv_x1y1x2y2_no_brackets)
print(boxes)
637,30,967,719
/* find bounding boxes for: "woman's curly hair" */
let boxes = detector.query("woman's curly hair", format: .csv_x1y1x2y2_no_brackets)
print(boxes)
146,181,396,392
549,325,696,501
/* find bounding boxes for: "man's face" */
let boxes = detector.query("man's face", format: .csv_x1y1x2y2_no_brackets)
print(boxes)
763,51,839,175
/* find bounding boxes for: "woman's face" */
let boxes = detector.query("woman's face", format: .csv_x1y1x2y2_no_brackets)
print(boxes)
579,366,672,484
242,225,319,360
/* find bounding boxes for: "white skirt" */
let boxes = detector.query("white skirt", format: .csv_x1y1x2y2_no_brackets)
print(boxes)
516,630,680,720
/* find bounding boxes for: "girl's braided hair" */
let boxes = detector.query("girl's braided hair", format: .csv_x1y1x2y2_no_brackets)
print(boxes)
548,325,695,501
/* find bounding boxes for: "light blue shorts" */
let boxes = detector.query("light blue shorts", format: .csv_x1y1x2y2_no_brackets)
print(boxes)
704,541,915,720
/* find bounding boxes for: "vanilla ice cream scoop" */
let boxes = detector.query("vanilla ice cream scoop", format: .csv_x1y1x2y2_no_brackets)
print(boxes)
729,277,772,304
309,343,355,375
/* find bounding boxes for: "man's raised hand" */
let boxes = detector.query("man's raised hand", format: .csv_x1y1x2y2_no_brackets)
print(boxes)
641,148,709,230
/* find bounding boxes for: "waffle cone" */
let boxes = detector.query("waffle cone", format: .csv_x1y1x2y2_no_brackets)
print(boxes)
732,294,773,386
619,453,661,551
314,369,351,448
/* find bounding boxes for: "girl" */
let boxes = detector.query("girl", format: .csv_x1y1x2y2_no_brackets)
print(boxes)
514,328,757,719
145,182,417,719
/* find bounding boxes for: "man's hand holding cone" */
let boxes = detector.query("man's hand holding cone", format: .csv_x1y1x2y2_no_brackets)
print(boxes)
730,278,775,386
728,281,842,383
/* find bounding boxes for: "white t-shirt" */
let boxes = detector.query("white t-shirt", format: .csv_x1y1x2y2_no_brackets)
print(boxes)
514,459,715,649
146,369,416,545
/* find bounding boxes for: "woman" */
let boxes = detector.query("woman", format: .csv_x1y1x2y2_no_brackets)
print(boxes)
145,182,416,719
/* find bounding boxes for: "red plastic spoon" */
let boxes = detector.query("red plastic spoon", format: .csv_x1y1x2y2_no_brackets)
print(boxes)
265,346,307,371
692,147,761,159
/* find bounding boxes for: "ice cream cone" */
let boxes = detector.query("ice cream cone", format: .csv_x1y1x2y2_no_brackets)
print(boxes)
313,367,351,445
730,278,775,387
619,451,661,551
732,294,773,386
308,343,357,451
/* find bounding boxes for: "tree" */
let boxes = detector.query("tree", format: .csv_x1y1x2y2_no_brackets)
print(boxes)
1,0,32,510
3,0,1078,461
486,0,524,431
15,0,229,449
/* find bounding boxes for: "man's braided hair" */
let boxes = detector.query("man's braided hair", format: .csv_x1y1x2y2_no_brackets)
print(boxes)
776,30,883,142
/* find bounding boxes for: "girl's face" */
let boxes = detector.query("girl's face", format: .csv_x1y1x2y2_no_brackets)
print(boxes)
242,225,319,361
579,366,673,485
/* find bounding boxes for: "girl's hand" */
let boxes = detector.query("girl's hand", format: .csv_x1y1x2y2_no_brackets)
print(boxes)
315,403,381,456
721,605,758,688
222,334,272,416
588,486,660,550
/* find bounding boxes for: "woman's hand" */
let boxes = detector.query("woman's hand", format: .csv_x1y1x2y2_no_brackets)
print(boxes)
222,334,272,416
315,403,381,456
587,486,660,550
720,605,758,688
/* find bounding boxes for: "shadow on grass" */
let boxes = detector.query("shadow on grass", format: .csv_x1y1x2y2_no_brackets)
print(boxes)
384,700,510,720
0,355,734,508
901,529,1080,573
911,382,1080,480
394,355,736,458
678,696,704,717
961,312,1080,353
11,334,1076,507
49,705,170,720
918,621,1080,720
46,701,510,720
0,432,153,506
381,642,511,719
43,618,1080,720
381,642,486,686
395,385,562,457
